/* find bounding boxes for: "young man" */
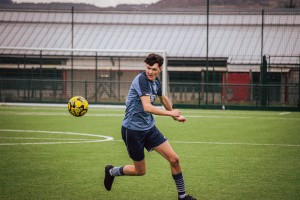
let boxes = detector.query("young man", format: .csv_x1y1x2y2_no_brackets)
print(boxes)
104,53,197,200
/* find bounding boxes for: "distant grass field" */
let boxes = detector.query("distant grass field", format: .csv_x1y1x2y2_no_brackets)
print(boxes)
0,105,299,200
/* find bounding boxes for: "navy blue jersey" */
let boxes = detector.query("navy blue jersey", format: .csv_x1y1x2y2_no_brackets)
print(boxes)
122,72,162,131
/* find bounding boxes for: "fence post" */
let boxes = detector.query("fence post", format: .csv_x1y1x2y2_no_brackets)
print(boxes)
39,50,42,102
85,81,87,100
118,57,121,102
261,55,268,107
95,52,98,103
298,56,300,109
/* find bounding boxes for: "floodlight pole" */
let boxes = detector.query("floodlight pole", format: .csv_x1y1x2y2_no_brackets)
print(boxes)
261,9,264,70
205,0,209,107
71,6,74,97
260,9,265,107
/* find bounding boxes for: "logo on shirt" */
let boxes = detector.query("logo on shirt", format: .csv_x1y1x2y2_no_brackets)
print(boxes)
150,94,156,103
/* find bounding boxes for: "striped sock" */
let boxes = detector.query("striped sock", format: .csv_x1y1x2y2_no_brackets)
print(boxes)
109,166,125,176
172,172,186,198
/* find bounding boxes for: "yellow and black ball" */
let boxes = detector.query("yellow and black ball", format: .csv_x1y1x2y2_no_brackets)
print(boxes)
68,96,88,117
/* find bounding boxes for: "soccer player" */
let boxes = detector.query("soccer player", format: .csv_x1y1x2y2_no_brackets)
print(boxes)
104,53,197,200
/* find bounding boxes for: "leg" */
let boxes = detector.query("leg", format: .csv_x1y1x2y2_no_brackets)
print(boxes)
155,141,194,199
105,127,148,191
123,159,146,176
154,140,182,174
104,159,146,191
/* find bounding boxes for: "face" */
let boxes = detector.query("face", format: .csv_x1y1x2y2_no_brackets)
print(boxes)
145,63,162,81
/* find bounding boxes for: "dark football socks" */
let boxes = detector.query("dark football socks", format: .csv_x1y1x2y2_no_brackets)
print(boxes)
109,166,125,176
172,172,186,199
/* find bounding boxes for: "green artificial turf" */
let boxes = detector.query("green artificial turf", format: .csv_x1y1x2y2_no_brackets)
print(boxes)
0,106,299,199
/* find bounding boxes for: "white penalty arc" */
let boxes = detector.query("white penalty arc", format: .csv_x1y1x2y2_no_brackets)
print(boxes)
0,129,114,146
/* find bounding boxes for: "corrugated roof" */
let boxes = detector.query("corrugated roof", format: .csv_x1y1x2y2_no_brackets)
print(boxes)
0,10,299,65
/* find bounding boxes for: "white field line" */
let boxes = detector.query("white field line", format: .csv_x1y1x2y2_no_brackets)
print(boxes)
0,129,113,146
0,137,92,141
113,139,299,147
170,141,300,147
1,130,298,147
1,111,300,120
0,141,107,146
279,112,291,115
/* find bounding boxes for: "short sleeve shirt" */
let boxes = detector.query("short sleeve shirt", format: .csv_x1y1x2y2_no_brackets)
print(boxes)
122,72,162,131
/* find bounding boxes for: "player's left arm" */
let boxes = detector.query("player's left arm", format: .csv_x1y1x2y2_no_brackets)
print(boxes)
158,95,186,123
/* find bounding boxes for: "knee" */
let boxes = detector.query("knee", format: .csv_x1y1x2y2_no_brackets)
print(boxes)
135,169,146,176
169,155,180,167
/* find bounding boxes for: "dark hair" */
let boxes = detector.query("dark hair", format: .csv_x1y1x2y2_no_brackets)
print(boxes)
144,53,164,67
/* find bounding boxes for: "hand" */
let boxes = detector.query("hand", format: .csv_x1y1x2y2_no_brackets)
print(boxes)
169,109,180,117
173,115,186,123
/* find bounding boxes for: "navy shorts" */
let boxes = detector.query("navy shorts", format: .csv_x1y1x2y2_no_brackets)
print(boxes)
121,125,167,162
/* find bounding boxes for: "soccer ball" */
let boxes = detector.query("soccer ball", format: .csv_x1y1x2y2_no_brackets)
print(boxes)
68,96,88,117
